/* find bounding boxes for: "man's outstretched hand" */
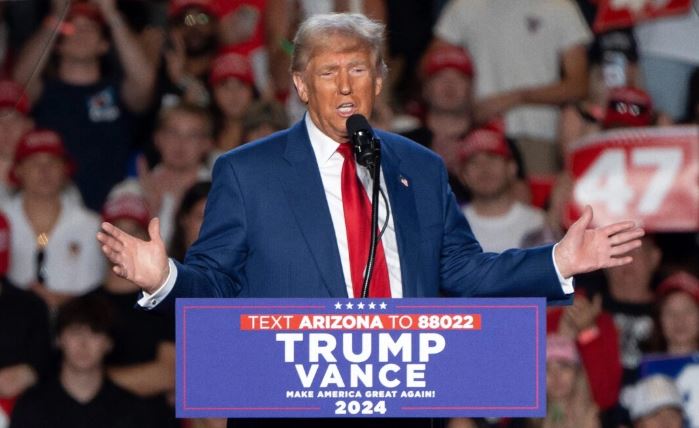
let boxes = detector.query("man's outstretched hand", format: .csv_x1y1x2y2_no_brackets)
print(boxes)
97,218,169,295
554,205,645,279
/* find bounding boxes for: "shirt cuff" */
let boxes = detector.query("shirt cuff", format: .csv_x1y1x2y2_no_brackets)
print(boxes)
552,243,574,294
137,259,178,309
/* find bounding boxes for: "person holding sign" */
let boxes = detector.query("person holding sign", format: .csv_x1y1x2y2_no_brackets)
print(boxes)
97,13,643,427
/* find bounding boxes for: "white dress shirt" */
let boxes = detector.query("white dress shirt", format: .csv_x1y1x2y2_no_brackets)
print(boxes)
139,114,572,308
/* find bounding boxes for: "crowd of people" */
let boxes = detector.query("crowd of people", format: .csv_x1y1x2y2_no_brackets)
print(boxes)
0,0,697,427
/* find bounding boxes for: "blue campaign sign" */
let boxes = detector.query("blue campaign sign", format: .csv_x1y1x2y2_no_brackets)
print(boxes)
176,297,546,418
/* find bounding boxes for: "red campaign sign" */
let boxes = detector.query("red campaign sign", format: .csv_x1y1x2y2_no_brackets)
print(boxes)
593,0,692,33
565,126,699,232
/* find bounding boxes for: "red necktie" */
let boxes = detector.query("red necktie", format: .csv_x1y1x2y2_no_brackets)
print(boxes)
337,143,391,298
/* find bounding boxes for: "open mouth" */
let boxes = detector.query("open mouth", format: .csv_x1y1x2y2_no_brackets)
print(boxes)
337,102,356,117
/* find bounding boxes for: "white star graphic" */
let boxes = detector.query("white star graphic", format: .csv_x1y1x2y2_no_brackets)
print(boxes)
379,302,387,309
334,302,342,310
345,302,354,309
357,302,365,310
368,302,376,310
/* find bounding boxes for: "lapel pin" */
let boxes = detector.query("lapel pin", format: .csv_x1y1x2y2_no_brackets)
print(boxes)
400,176,409,187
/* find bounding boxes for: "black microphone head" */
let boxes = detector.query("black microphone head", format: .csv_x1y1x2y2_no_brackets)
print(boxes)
346,114,372,136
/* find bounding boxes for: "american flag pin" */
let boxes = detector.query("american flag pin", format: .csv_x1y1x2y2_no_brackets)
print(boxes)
400,176,409,187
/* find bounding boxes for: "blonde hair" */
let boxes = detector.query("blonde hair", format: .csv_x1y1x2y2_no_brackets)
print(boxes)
290,13,388,79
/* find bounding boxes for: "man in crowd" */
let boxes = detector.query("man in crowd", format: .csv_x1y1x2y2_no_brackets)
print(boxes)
4,129,104,310
458,127,552,252
9,295,151,428
432,0,592,174
113,102,213,247
603,237,662,383
158,0,218,107
404,44,475,203
13,0,155,210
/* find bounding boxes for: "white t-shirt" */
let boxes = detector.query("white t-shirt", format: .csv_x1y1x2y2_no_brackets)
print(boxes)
435,0,592,141
3,194,104,294
634,1,699,64
462,201,548,253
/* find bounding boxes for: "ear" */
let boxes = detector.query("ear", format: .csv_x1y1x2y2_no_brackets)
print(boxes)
292,73,309,104
374,74,383,97
506,159,518,179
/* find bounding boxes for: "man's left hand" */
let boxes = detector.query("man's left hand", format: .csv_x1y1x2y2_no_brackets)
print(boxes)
554,205,644,278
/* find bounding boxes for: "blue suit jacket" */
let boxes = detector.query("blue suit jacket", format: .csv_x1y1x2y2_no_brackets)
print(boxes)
161,119,570,306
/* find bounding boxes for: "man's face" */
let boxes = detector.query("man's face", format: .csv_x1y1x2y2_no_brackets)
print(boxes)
292,34,383,143
15,153,68,197
174,7,217,56
58,324,112,373
424,68,472,113
460,153,514,200
58,16,108,61
213,78,254,120
155,113,212,171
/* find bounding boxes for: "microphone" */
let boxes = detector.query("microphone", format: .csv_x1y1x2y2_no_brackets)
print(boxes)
346,114,380,174
346,114,384,297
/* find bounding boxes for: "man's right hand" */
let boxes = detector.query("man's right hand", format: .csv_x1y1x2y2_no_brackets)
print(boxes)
97,218,170,295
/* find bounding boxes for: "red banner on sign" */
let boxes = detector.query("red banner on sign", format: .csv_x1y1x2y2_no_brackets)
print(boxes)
593,0,692,33
240,314,483,331
565,126,699,232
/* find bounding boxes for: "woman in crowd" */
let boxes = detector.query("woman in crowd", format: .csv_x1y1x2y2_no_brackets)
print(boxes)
529,334,600,428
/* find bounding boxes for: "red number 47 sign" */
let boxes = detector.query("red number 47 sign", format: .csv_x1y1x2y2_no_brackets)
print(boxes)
593,0,693,33
566,126,699,232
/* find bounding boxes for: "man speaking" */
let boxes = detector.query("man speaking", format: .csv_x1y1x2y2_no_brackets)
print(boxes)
98,12,642,426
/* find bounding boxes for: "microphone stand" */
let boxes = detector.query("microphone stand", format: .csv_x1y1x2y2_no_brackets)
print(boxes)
360,148,381,298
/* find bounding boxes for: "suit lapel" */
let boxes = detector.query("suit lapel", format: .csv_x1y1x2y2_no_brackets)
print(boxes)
278,121,347,297
379,139,422,298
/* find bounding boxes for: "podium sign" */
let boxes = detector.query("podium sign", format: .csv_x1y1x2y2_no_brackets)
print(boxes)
176,298,546,418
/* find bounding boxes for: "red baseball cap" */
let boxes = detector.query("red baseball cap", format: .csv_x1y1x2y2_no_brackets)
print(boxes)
460,128,511,162
0,80,30,115
603,87,653,128
423,45,474,79
10,129,75,184
0,213,9,276
102,192,151,231
67,2,105,27
657,271,699,306
169,0,216,18
210,50,254,87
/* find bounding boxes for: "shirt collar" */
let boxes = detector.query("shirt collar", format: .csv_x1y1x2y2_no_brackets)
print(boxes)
305,113,342,166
